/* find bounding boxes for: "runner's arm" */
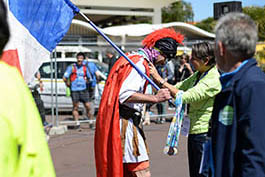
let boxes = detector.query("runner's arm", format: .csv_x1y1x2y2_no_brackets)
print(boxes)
125,88,171,104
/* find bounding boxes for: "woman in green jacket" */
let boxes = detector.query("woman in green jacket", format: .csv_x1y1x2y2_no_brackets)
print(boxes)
149,42,221,177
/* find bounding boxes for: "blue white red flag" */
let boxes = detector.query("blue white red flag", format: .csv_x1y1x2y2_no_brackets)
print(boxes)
2,0,79,83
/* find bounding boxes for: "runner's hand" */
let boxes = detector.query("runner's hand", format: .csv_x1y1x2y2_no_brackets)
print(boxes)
155,88,171,103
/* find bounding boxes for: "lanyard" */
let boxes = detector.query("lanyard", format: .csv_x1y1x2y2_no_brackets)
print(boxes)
194,71,207,86
193,66,213,86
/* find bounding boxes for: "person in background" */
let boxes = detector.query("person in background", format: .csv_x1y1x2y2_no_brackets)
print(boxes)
211,12,265,177
142,84,153,126
106,49,117,73
28,70,51,140
155,64,173,124
83,56,107,121
83,58,107,95
0,0,55,176
63,52,93,129
95,28,184,177
149,42,221,177
174,53,194,83
166,59,176,84
28,71,48,126
171,53,194,112
83,56,107,101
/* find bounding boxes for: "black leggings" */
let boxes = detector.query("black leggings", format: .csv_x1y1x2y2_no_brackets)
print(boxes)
32,90,46,125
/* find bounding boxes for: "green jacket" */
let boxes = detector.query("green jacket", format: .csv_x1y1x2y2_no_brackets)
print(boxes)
0,62,55,177
175,66,221,134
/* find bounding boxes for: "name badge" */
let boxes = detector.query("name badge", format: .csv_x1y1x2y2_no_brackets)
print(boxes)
181,116,190,137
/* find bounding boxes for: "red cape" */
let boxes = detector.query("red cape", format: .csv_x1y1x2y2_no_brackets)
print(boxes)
94,54,149,177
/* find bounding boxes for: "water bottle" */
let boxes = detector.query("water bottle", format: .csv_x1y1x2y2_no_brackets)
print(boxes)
66,87,71,97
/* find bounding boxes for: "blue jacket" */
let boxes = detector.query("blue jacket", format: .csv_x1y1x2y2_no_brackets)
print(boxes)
211,59,265,177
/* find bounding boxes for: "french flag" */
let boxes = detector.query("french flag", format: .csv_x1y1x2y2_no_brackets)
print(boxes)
2,0,79,83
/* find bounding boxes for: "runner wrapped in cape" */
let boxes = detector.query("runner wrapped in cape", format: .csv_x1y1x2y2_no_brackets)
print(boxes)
95,28,184,177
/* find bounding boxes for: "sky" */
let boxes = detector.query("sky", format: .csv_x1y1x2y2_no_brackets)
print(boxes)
185,0,265,22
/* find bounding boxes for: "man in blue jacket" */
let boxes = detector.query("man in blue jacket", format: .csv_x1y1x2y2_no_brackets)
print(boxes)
211,12,265,177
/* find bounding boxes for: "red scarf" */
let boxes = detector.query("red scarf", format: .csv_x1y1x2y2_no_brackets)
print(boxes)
94,54,150,177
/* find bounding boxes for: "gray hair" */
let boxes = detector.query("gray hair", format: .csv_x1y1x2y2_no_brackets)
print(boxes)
105,48,114,54
214,12,258,59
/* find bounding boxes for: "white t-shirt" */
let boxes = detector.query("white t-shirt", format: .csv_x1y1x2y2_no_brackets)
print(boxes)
119,55,149,163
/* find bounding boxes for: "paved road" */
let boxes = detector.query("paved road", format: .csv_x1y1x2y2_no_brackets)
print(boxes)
49,121,189,177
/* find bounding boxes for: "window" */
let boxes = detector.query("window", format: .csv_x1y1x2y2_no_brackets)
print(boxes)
39,60,108,79
39,61,75,79
222,5,229,14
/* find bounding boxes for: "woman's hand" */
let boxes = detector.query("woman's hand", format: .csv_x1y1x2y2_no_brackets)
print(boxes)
184,63,194,74
148,62,163,83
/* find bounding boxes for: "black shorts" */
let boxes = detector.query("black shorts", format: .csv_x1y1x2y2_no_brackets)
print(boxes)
71,90,90,103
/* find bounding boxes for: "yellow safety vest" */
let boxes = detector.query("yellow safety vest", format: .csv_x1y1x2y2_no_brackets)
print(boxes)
0,61,55,177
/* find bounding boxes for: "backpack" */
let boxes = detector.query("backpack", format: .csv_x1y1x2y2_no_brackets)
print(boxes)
70,64,89,82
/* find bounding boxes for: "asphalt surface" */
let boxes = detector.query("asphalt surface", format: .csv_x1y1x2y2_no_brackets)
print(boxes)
49,120,189,177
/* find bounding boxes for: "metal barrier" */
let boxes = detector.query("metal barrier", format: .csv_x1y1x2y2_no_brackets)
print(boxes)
149,113,175,119
59,119,96,125
58,112,175,126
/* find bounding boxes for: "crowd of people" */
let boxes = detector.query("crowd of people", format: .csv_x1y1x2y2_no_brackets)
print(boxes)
95,12,265,177
0,0,264,176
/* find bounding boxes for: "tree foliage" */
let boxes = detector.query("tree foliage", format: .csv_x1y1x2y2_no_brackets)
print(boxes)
162,2,265,42
195,17,216,33
162,1,194,23
255,46,265,71
243,6,265,41
191,6,265,41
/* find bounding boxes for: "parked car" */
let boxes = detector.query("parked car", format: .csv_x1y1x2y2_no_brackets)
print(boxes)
38,58,108,114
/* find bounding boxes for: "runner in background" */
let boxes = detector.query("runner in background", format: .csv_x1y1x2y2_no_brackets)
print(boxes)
63,52,93,129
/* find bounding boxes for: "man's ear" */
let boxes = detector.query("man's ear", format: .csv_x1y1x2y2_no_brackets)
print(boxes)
217,41,225,57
